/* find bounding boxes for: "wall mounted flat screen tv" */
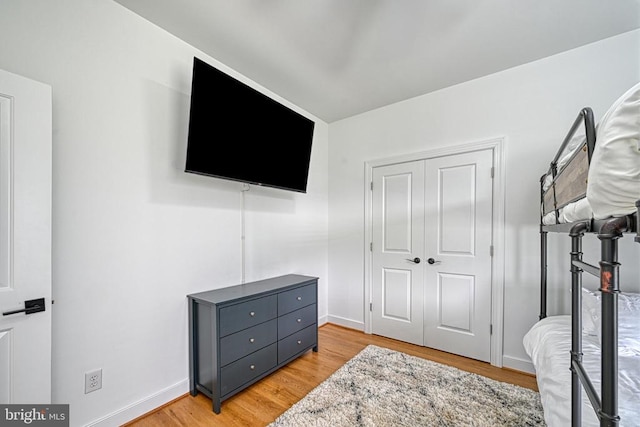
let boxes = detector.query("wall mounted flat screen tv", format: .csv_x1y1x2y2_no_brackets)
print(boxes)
185,57,315,193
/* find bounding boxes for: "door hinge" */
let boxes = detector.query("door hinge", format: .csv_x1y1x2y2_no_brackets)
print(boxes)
490,245,494,257
370,181,373,191
370,242,373,252
490,167,495,178
370,302,373,311
490,324,493,335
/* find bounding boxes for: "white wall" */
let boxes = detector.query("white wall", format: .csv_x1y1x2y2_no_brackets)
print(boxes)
1,0,638,423
0,0,328,425
328,30,640,372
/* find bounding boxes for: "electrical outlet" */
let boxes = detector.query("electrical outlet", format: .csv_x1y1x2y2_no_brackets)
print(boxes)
84,369,102,394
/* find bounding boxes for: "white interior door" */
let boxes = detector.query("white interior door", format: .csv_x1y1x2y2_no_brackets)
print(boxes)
423,149,493,362
371,161,425,345
0,69,52,403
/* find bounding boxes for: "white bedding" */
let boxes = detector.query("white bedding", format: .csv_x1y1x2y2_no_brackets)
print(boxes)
541,197,593,225
587,81,640,219
524,315,640,426
542,81,640,224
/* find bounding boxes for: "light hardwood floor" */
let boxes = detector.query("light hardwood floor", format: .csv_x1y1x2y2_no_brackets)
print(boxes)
125,323,537,427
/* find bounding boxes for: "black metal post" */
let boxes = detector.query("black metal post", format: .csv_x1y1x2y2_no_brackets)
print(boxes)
635,200,639,244
582,108,596,162
569,222,588,427
540,229,548,319
598,219,625,427
188,298,198,396
540,171,548,320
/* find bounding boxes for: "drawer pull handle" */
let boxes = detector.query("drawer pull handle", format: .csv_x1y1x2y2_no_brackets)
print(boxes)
250,365,255,370
250,311,255,317
250,338,255,343
296,296,302,301
297,340,302,345
296,318,302,323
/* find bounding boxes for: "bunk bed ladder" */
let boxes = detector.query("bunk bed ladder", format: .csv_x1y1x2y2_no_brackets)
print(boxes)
568,219,626,427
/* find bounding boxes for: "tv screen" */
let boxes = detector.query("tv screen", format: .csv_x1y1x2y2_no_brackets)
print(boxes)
185,57,315,193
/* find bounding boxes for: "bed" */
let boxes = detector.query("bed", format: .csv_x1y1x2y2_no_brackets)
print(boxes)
525,81,640,427
524,294,640,426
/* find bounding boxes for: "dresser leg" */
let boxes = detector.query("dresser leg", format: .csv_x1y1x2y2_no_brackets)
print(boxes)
188,299,197,397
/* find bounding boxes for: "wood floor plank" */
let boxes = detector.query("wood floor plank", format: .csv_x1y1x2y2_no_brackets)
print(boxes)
125,323,537,427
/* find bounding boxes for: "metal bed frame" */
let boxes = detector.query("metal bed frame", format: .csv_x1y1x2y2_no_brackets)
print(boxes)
539,108,640,427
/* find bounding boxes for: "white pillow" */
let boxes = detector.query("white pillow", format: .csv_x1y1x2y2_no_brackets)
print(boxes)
586,82,640,219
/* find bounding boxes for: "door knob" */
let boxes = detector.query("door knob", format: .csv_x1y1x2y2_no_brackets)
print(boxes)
2,298,45,316
427,258,441,265
406,257,421,264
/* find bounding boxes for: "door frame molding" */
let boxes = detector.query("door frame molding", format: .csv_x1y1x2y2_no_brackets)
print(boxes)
364,137,506,367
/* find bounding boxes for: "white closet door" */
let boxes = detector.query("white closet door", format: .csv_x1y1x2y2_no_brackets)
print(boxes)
371,161,425,346
423,149,493,362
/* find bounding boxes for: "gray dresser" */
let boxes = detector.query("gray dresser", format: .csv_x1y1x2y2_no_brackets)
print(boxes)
188,274,318,413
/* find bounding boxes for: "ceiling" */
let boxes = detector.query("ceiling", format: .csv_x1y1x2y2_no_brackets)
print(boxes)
114,0,640,122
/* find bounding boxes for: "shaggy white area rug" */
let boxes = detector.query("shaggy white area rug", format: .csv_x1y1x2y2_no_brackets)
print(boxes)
269,345,545,426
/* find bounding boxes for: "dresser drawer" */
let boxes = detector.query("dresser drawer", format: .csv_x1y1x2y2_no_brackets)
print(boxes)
278,283,316,315
220,319,277,366
278,324,316,364
278,304,316,339
219,295,277,337
220,343,277,397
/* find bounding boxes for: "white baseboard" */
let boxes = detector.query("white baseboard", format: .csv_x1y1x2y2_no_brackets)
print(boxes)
502,355,535,375
83,317,367,426
318,314,329,326
85,378,189,427
325,315,364,331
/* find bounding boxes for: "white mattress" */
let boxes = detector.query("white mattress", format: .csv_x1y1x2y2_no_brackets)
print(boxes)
541,197,593,225
523,315,640,427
